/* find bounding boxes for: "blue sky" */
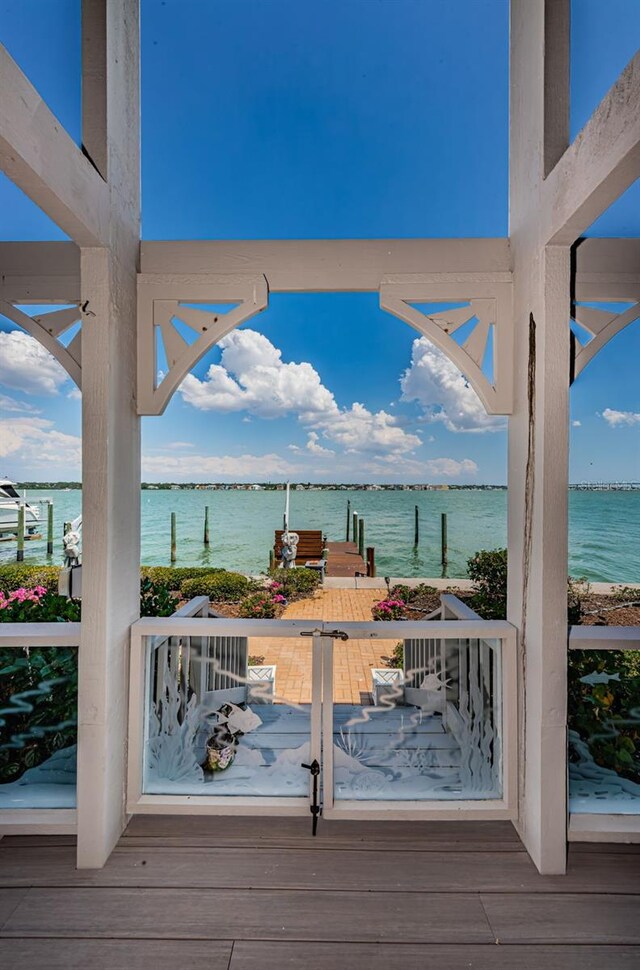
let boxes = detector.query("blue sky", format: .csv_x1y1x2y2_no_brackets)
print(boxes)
0,0,638,484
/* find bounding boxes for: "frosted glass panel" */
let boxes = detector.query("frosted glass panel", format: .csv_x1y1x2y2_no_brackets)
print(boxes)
0,646,77,810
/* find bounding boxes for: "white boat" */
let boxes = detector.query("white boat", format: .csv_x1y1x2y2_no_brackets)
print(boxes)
0,479,41,535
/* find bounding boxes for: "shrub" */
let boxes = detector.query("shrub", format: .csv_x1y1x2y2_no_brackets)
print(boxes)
181,571,254,602
238,591,278,619
390,583,437,604
140,566,223,591
383,641,405,668
0,587,80,623
140,578,179,617
267,567,320,600
372,598,406,621
567,577,588,625
0,564,61,593
467,548,508,620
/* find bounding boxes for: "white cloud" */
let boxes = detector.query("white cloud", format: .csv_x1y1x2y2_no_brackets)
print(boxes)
142,451,298,482
361,454,478,479
572,420,581,427
0,417,81,470
400,337,505,433
601,408,640,427
0,330,69,396
305,432,335,457
67,387,82,401
179,329,420,456
0,392,40,415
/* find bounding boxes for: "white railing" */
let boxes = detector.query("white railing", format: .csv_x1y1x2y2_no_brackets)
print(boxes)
568,624,640,842
0,622,81,834
128,611,517,820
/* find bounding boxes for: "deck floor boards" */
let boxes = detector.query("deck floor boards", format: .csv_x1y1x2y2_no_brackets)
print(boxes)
0,818,638,966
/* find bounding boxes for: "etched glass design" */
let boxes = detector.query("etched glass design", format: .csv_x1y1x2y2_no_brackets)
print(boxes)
142,634,310,798
0,646,77,809
332,635,502,801
569,649,640,814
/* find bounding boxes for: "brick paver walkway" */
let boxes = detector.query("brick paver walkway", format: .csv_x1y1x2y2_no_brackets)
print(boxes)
249,588,397,704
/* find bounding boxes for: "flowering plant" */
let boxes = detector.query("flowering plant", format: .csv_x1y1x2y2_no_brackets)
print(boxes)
0,587,80,623
372,598,406,621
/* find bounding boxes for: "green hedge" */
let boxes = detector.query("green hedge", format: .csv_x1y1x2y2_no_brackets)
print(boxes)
140,566,223,591
181,571,255,602
268,567,321,599
0,564,61,593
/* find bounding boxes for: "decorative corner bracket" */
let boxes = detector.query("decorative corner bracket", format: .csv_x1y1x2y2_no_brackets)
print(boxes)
571,300,640,381
0,301,82,388
137,273,269,415
379,277,513,414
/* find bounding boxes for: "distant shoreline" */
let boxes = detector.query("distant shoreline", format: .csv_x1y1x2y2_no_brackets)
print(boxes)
17,482,640,492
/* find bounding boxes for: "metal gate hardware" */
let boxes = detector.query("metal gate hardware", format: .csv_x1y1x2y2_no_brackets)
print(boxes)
301,759,321,836
300,629,349,640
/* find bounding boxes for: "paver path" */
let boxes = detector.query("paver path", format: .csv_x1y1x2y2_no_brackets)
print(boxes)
249,587,397,704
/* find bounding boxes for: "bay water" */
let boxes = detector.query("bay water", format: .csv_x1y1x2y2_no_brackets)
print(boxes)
4,487,639,583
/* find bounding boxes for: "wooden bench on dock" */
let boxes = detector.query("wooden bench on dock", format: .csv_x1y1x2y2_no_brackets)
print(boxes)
274,530,326,568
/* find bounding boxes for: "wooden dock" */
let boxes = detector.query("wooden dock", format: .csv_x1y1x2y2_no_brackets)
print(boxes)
325,540,367,578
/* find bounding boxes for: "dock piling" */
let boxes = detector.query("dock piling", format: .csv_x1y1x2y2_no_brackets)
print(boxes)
345,499,351,541
366,546,376,577
352,511,358,548
16,505,25,562
414,505,419,547
441,512,448,577
171,512,177,563
203,506,210,545
269,549,275,571
47,501,54,556
358,517,365,559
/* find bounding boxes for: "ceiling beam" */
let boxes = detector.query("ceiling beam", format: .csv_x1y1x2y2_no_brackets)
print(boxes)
542,51,640,245
0,241,80,302
0,44,110,246
140,238,512,291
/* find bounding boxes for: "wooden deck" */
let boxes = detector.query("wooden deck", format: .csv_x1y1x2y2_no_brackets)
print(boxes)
0,819,638,966
325,540,368,577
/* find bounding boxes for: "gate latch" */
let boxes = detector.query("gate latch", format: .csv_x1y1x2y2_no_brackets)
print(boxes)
301,758,321,836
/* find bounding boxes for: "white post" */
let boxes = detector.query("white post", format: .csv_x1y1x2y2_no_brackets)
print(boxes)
507,0,570,874
284,481,290,531
77,0,141,868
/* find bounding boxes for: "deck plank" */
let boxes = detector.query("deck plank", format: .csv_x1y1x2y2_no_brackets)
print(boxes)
1,888,494,942
0,888,29,929
0,939,231,969
1,845,639,893
229,941,640,970
481,893,640,944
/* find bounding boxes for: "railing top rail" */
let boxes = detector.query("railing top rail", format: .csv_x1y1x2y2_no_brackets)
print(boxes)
131,616,516,641
0,622,81,647
170,595,209,618
440,593,483,621
569,624,640,651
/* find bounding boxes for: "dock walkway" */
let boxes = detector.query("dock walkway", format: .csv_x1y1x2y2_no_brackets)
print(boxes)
325,540,367,577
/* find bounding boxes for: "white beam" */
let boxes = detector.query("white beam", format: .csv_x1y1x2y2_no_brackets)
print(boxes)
0,44,110,245
140,238,512,291
82,0,108,179
543,51,640,245
77,0,140,870
0,241,80,302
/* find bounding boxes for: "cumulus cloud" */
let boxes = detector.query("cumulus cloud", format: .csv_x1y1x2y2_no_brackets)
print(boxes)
305,432,335,457
0,392,40,414
0,330,69,396
179,329,420,456
142,451,298,482
0,417,81,470
361,454,478,479
572,420,581,427
601,408,640,427
400,338,505,433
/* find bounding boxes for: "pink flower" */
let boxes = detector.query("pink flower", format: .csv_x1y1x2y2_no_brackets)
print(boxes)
273,594,286,603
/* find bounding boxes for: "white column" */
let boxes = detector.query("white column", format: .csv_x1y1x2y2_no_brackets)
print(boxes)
77,0,140,869
507,0,571,873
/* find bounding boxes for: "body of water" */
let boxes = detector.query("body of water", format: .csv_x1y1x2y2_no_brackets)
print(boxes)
4,488,639,583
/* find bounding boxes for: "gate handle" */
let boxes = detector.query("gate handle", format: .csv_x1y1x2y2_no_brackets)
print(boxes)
301,759,321,836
